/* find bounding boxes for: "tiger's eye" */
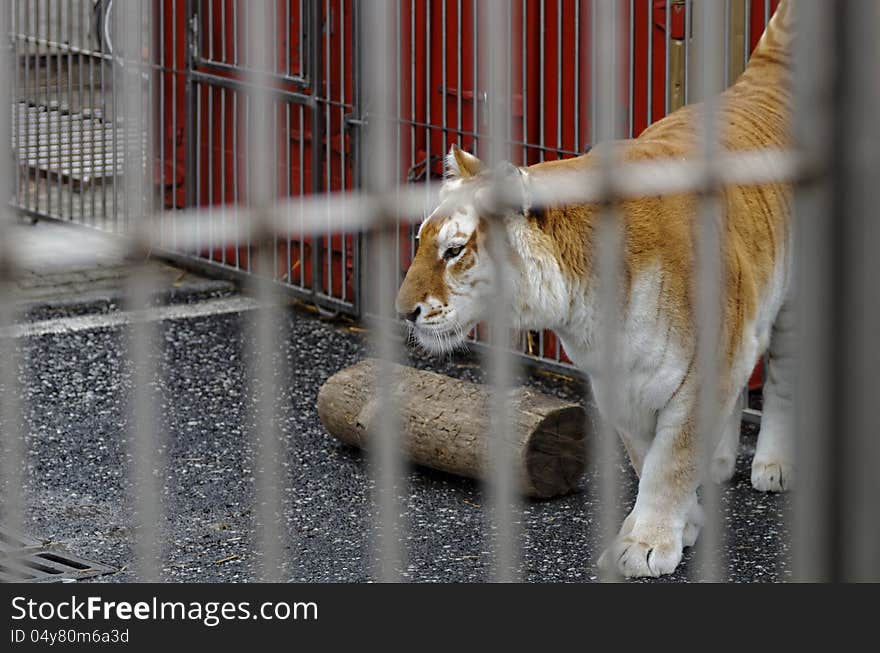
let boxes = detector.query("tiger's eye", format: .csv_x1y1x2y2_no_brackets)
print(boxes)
444,245,464,260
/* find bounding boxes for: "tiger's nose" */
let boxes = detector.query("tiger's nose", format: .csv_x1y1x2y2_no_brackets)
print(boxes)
402,305,421,323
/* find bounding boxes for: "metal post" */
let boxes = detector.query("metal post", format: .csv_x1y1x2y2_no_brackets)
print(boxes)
309,0,324,303
592,0,624,584
363,0,404,583
184,0,198,209
694,0,725,582
483,0,520,583
244,0,286,583
0,0,24,546
120,0,162,582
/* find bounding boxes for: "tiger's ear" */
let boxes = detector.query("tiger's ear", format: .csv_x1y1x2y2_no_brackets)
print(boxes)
446,143,485,179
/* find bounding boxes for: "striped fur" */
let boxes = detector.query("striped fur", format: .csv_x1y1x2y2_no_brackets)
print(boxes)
396,1,796,577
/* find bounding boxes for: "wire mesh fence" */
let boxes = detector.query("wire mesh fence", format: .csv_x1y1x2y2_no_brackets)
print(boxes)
2,0,878,582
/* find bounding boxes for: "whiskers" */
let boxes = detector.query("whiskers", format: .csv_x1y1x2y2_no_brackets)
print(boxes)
406,320,470,357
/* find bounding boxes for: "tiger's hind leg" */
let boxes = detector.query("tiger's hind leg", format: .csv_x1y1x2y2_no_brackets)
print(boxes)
710,393,743,484
752,300,796,492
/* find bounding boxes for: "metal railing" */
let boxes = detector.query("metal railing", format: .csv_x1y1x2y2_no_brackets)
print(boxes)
2,0,879,582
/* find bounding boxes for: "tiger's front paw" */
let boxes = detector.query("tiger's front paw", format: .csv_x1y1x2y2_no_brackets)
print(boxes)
598,518,685,578
751,458,794,492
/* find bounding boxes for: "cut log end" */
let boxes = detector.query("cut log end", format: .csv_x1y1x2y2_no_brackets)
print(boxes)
525,405,588,498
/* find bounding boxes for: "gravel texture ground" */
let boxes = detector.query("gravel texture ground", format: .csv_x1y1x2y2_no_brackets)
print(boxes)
11,298,791,583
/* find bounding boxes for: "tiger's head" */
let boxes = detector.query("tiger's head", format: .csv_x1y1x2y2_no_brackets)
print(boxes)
395,144,527,354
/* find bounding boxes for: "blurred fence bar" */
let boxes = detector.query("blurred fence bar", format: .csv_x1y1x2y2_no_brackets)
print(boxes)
591,0,623,582
0,1,24,542
791,0,832,584
694,0,725,582
363,0,404,583
483,0,519,582
826,0,880,582
243,0,286,582
119,0,163,582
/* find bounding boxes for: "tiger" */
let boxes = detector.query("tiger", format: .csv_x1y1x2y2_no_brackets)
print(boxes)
395,1,795,577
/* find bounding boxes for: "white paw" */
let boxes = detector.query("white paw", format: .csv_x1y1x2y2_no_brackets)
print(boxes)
598,519,685,578
751,458,794,492
710,453,736,484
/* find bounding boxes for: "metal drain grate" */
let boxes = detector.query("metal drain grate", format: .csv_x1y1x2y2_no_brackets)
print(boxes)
0,526,114,583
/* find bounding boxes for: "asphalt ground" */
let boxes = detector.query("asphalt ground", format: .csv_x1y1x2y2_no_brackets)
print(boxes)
7,291,791,583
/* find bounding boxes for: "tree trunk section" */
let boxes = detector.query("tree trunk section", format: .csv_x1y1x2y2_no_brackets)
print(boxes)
317,359,588,498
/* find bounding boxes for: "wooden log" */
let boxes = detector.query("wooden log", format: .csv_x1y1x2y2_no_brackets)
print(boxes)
317,359,588,498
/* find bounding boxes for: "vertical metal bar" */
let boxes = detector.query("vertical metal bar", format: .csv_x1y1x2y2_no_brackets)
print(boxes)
792,0,832,584
743,0,750,68
243,0,285,582
832,0,880,582
207,0,213,61
35,0,43,217
88,0,96,225
185,0,197,209
324,0,332,293
207,77,214,257
11,0,18,212
0,0,25,547
425,0,432,164
409,0,415,183
647,0,653,126
472,0,477,154
456,0,462,139
483,0,519,582
159,1,166,237
56,0,62,217
724,0,731,88
574,0,579,151
223,0,229,65
441,0,447,148
522,0,528,160
592,0,623,583
221,85,227,263
66,0,74,220
362,0,404,582
693,0,725,582
628,0,634,137
111,2,119,229
234,91,240,269
538,0,544,161
664,0,670,115
341,0,348,301
172,0,179,244
119,0,162,582
310,0,323,300
285,99,292,285
557,0,562,153
47,0,54,217
299,0,304,77
21,0,31,212
298,101,303,284
683,0,691,104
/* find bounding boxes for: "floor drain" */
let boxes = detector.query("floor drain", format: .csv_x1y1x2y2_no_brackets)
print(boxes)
0,526,114,583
